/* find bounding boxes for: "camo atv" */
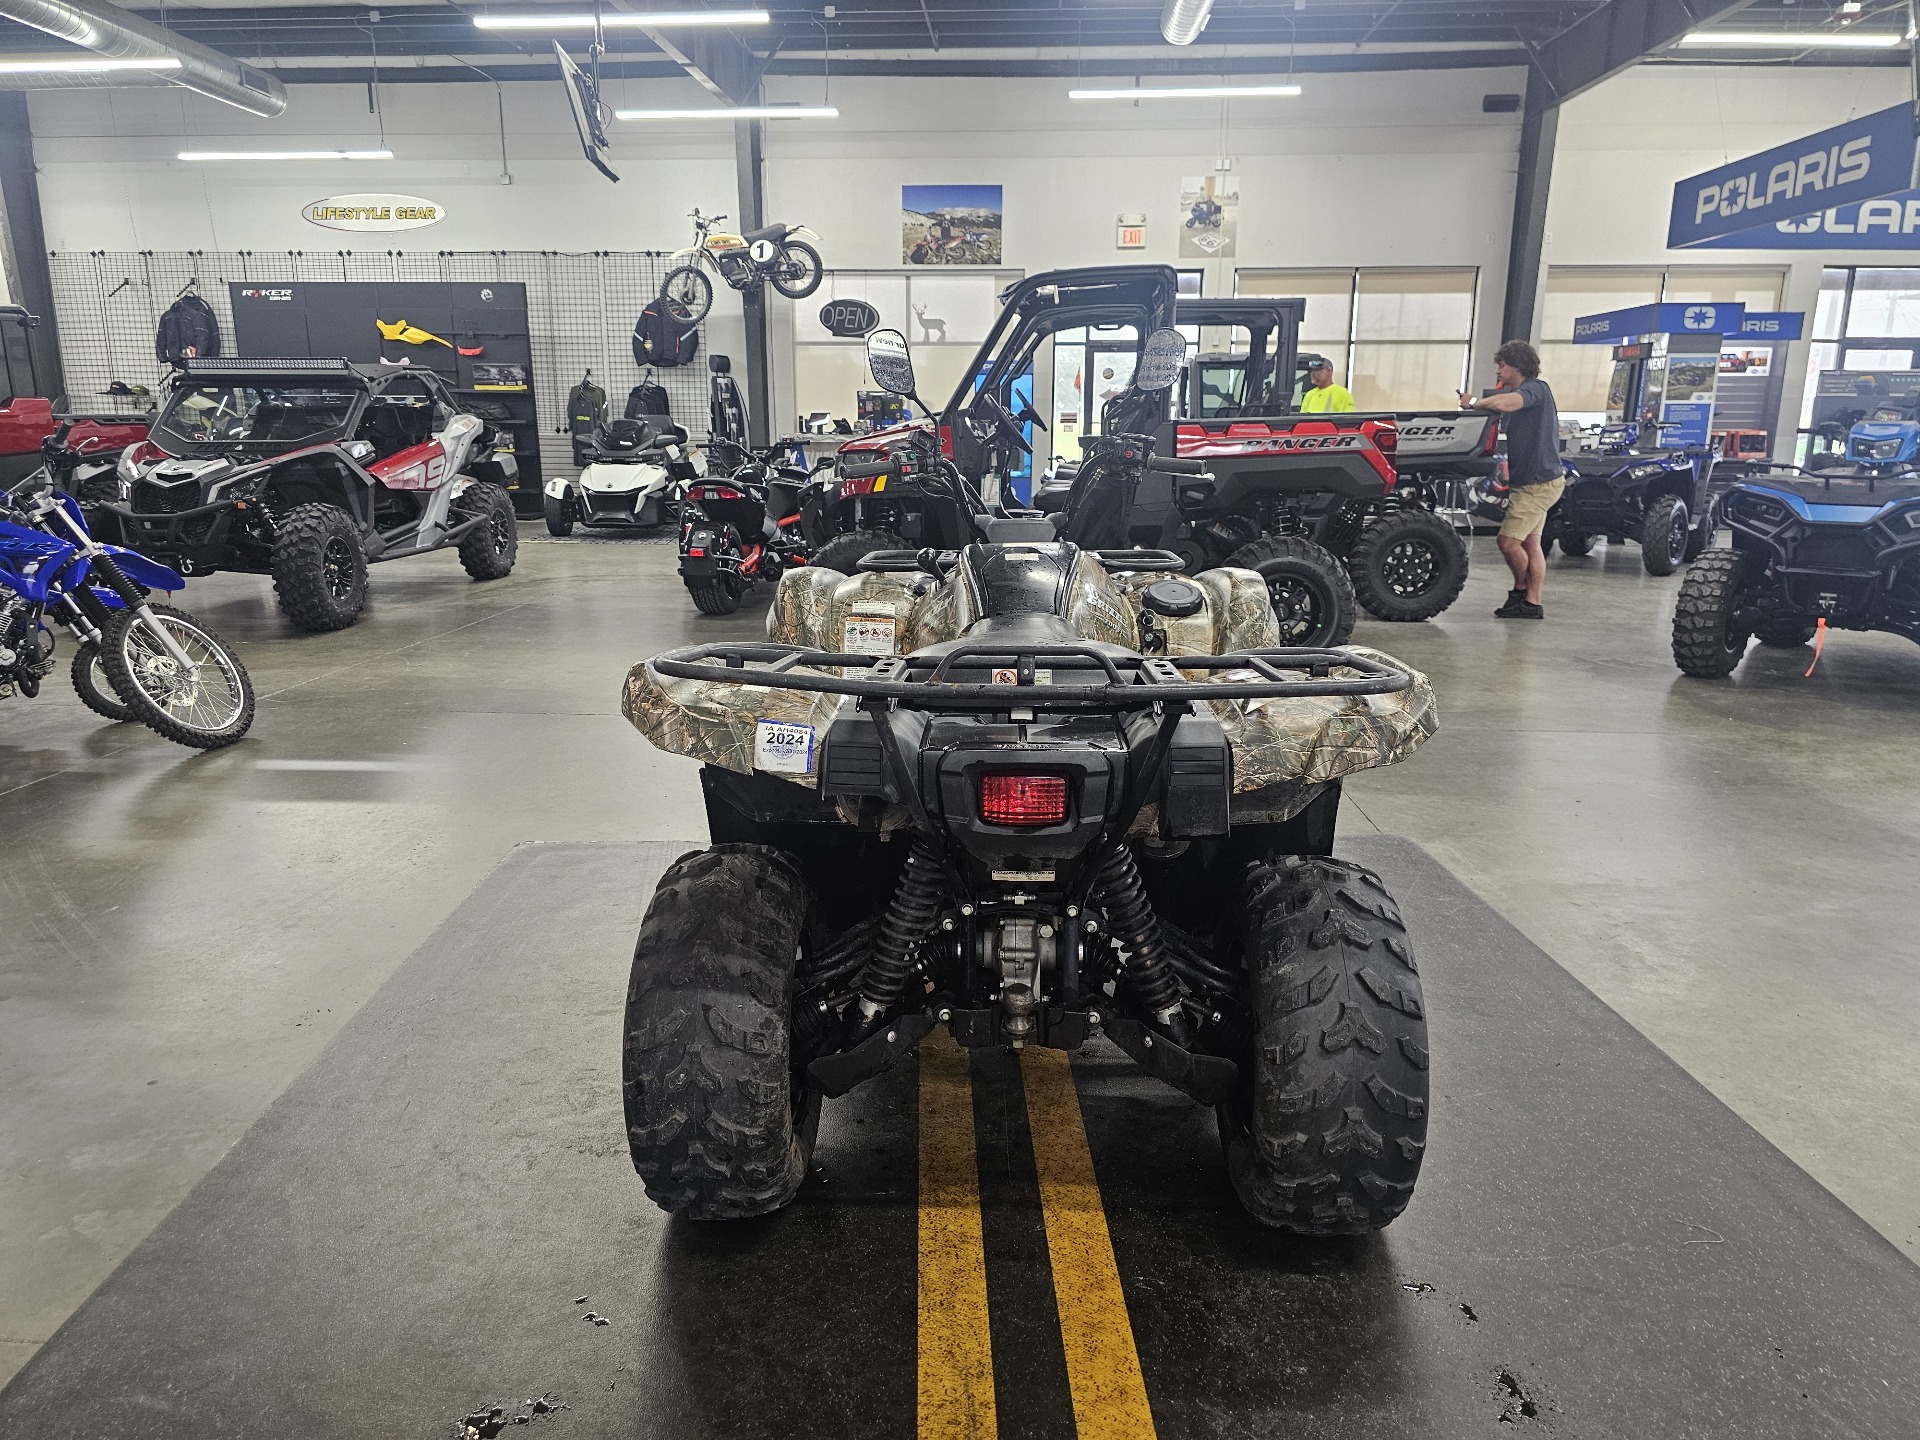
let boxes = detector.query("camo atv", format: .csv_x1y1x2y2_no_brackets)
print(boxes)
619,540,1439,1232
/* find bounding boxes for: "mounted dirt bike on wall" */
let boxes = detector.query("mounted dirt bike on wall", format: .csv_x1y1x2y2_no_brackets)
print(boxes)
658,208,825,326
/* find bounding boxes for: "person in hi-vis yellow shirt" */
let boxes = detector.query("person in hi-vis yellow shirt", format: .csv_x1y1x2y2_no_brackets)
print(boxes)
1300,355,1356,412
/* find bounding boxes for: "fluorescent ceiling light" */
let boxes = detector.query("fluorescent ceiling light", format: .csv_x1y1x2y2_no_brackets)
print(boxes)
0,56,182,74
615,105,838,120
178,149,395,161
1068,83,1302,100
1678,30,1905,48
474,9,768,30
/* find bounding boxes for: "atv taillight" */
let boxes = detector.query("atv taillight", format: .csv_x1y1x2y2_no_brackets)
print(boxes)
979,772,1068,827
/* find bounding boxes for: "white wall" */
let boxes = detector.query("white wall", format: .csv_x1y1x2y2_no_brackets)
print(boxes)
27,66,1527,427
1547,64,1918,451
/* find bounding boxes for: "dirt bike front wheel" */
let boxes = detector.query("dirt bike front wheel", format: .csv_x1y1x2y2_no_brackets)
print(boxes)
768,240,824,299
659,265,713,325
100,604,255,749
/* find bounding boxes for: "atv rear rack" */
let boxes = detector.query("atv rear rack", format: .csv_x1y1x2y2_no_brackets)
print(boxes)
649,641,1413,711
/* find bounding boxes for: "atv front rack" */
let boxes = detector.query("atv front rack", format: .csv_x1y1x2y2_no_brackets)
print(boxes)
649,640,1413,711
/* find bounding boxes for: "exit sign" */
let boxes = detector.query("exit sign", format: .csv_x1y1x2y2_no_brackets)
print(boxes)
1117,213,1146,249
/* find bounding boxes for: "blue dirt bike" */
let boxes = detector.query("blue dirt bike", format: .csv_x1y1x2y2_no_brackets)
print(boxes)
1,431,254,748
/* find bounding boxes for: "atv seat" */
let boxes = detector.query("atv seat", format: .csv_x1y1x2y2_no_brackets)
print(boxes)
1031,485,1071,515
742,223,791,245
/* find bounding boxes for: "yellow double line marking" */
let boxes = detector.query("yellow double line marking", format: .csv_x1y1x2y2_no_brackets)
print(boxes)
918,1034,1158,1440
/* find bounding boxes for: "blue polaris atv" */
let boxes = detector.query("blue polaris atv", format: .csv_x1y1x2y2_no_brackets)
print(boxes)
1545,421,1719,576
1672,464,1920,676
1812,397,1920,476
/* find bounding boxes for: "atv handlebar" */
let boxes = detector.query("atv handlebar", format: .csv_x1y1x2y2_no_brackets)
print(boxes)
649,641,1414,711
1146,455,1208,476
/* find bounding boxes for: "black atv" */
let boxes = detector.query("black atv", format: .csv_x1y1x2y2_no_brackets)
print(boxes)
620,535,1437,1231
1673,464,1920,676
100,360,519,631
676,437,818,614
1546,422,1718,576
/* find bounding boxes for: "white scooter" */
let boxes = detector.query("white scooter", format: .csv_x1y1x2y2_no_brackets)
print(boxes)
543,417,697,535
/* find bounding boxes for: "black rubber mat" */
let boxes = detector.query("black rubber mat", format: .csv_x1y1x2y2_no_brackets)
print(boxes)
2,837,1915,1439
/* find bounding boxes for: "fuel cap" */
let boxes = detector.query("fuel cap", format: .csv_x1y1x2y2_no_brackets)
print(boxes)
1141,578,1204,618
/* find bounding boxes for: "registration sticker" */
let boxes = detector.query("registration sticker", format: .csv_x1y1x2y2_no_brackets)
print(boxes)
753,721,815,775
842,605,898,656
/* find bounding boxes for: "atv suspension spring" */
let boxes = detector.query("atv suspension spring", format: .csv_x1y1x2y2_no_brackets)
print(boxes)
1093,844,1190,1039
850,838,946,1033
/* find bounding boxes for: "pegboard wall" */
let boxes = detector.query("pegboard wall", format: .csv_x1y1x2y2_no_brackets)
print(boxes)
47,250,715,439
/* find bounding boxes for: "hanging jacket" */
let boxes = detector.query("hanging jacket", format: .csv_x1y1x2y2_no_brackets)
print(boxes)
625,382,671,420
631,303,698,369
156,293,222,366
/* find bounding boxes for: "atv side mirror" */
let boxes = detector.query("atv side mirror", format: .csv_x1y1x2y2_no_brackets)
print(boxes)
1134,328,1187,393
866,329,917,399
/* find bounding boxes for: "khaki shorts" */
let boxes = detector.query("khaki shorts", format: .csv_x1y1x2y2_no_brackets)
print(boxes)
1500,477,1565,540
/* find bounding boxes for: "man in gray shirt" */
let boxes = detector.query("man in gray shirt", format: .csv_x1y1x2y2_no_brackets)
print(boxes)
1460,341,1562,619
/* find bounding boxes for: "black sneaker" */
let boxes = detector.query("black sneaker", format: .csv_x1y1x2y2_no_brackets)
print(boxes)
1493,590,1527,617
1495,599,1544,620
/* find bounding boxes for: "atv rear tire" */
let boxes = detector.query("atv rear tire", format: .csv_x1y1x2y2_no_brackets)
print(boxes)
1672,547,1752,678
271,503,368,632
1754,617,1818,648
1227,535,1357,646
687,576,743,615
623,845,820,1220
456,482,519,581
1222,855,1429,1234
812,528,907,575
1555,530,1593,557
1640,495,1690,576
70,641,134,722
1347,510,1468,622
543,492,574,537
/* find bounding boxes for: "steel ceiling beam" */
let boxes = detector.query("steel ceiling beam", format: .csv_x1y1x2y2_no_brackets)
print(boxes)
1529,0,1760,102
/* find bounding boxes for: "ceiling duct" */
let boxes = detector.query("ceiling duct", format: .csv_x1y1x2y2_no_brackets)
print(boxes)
1161,0,1215,46
0,0,287,116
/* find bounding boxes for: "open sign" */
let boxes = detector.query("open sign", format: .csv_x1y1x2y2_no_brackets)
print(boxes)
819,299,880,338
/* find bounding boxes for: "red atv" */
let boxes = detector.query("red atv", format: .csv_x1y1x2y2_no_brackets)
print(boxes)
0,306,149,495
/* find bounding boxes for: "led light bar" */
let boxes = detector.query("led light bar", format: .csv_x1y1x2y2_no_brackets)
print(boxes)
177,149,395,161
1677,30,1905,48
1068,82,1302,100
614,105,838,120
0,56,182,74
474,9,768,30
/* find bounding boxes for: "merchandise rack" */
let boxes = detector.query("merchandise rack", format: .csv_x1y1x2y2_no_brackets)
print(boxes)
46,250,714,448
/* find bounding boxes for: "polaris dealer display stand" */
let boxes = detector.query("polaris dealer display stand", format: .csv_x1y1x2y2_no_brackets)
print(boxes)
1553,304,1805,573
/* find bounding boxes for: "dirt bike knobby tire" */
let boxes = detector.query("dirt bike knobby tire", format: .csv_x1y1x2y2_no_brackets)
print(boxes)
1221,855,1429,1234
623,844,820,1220
98,604,255,749
70,641,135,722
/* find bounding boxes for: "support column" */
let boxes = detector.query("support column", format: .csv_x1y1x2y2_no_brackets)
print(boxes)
734,115,771,447
0,94,64,399
1499,65,1559,348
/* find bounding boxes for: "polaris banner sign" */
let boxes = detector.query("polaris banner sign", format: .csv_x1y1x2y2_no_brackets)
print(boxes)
1695,187,1920,249
1666,104,1917,249
1571,303,1747,345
